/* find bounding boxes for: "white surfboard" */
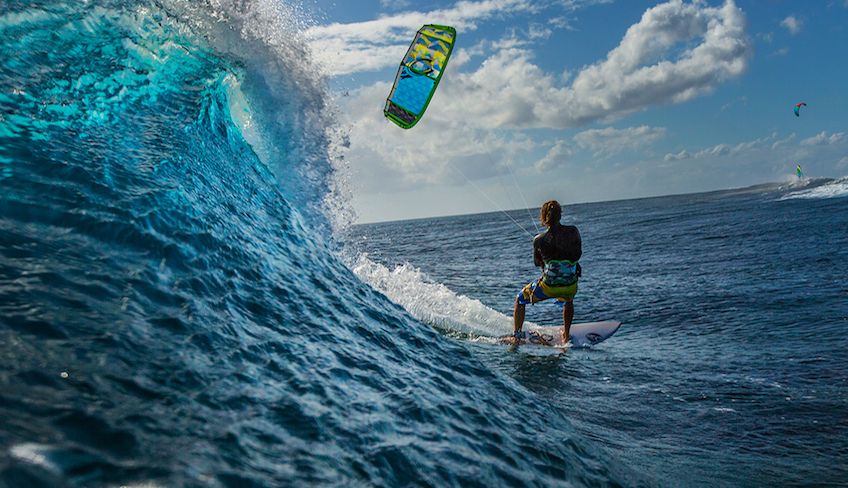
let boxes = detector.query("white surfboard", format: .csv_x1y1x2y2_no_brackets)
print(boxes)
503,321,621,348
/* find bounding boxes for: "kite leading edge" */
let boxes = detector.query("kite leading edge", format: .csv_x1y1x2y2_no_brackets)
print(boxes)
384,25,456,129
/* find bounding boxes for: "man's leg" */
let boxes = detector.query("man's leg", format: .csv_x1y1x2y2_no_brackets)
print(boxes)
562,300,574,343
513,296,526,335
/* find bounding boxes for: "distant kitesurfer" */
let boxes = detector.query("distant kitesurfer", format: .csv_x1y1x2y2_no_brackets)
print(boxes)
513,200,582,345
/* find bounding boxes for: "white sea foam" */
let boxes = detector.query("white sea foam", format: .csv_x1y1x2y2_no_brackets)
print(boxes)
781,176,848,200
10,442,168,487
350,253,527,338
9,443,61,475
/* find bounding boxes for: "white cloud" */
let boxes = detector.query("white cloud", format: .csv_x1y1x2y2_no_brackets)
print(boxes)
574,125,666,156
528,22,553,40
339,82,539,192
771,132,796,149
801,131,846,146
780,15,802,35
325,1,756,221
548,16,575,30
664,132,783,161
663,150,690,162
307,0,750,130
431,0,751,129
380,0,413,10
561,0,750,125
304,0,536,76
660,131,848,184
534,140,574,170
554,0,614,10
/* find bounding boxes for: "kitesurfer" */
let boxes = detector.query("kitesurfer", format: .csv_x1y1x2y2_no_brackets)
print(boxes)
513,200,582,345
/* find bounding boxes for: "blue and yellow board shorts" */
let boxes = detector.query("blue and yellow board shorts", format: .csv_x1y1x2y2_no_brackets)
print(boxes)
517,279,578,305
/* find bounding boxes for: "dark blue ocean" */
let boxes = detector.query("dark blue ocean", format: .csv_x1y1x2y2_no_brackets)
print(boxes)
2,1,848,487
349,182,848,487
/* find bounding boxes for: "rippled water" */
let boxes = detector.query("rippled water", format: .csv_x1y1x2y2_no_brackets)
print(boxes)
349,181,848,487
2,1,631,486
2,1,847,486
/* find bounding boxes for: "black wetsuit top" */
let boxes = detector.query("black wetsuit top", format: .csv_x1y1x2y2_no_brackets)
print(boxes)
533,223,582,267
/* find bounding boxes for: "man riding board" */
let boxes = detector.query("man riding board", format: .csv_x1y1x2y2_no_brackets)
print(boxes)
513,200,582,345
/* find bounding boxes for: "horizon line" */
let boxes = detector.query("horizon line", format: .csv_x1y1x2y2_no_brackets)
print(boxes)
354,176,833,226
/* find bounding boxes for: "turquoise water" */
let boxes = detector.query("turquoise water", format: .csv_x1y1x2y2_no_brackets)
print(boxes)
1,0,847,486
1,1,620,486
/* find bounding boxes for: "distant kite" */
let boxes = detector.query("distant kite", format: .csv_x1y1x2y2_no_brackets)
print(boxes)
793,102,806,117
796,164,804,178
384,25,456,129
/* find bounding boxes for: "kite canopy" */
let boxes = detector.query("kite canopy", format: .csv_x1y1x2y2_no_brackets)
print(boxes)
793,102,806,117
384,25,456,129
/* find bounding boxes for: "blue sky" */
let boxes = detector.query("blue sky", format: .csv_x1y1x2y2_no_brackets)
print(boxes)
302,0,848,223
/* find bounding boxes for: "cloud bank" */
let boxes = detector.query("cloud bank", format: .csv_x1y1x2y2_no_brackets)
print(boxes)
317,0,751,130
315,1,767,221
304,0,536,76
445,0,750,129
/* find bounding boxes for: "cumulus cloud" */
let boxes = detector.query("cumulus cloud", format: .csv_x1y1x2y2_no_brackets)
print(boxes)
534,140,574,170
426,0,751,129
528,22,554,40
654,129,848,203
380,0,413,10
663,150,690,162
801,131,846,146
780,15,802,35
661,131,848,180
309,1,750,129
663,132,783,161
304,0,536,76
574,126,666,156
548,16,575,30
554,0,614,10
323,0,755,220
338,82,539,192
559,0,750,126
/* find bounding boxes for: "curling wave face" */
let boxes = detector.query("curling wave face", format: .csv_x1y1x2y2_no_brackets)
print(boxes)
0,1,624,486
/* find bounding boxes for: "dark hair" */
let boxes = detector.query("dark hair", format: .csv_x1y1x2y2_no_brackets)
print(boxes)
539,200,562,227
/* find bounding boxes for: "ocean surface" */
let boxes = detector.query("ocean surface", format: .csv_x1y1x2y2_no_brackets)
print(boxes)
1,1,847,487
349,181,848,487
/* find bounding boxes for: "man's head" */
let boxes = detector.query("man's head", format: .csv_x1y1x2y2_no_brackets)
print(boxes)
539,200,561,227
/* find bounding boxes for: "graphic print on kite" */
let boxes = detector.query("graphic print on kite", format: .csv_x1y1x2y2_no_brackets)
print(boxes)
384,25,456,129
